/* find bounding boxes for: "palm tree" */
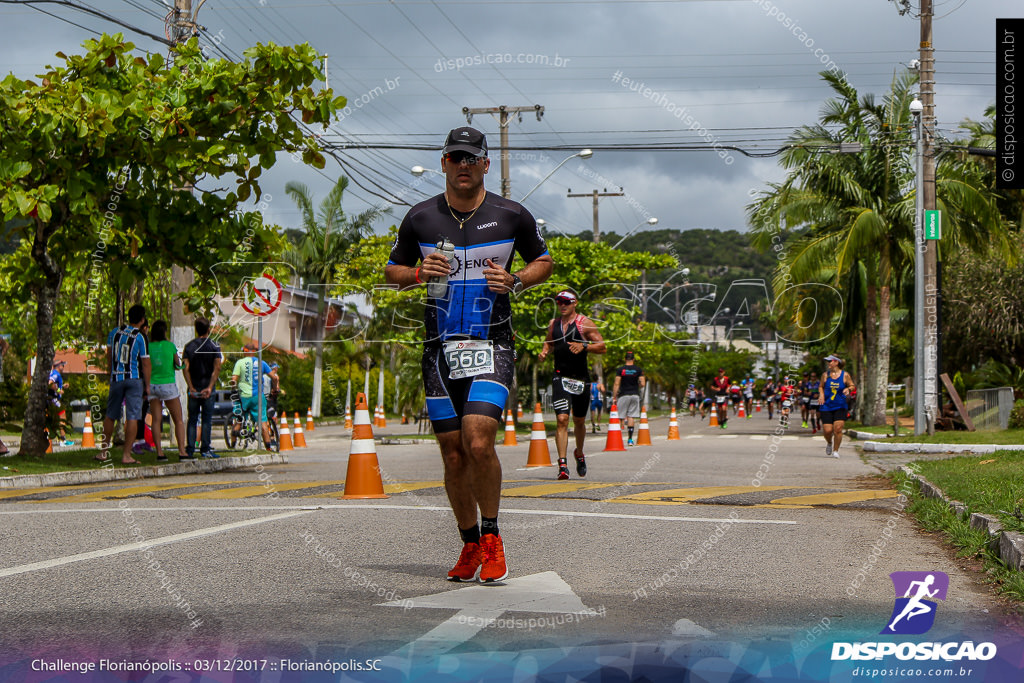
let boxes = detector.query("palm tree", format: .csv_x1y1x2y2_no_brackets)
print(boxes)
748,70,1006,424
283,177,388,416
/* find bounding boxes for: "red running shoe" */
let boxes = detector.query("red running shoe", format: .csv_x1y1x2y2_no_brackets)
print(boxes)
446,542,482,582
557,459,569,480
479,533,508,583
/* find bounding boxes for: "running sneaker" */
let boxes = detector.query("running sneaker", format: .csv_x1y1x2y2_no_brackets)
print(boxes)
627,438,635,446
200,451,220,459
832,449,840,459
479,534,508,583
131,442,145,455
557,460,569,480
825,443,833,456
447,541,482,582
61,439,75,446
574,448,587,477
802,421,809,428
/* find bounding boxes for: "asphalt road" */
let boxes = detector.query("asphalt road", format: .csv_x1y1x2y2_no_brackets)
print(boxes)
1,411,1017,680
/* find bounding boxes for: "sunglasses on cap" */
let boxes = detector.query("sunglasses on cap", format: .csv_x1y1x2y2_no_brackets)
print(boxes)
443,152,486,166
555,297,575,305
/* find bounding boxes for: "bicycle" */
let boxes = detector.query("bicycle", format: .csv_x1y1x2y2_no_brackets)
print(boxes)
223,405,280,452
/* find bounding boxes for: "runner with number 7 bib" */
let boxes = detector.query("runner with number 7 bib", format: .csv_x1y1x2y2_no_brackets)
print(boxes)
538,290,606,480
385,126,554,585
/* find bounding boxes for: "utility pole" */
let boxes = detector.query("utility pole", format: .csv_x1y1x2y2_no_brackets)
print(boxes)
167,0,203,368
566,189,624,243
463,105,544,199
919,0,939,430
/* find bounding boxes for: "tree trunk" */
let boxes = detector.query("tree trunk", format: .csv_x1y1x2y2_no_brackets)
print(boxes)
311,294,326,417
862,283,881,426
22,224,63,456
870,285,892,425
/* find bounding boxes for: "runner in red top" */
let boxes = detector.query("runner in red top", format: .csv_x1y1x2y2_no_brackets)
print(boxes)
710,368,730,429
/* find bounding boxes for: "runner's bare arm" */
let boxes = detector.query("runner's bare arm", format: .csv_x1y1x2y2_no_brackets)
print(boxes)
538,320,556,361
577,318,606,355
385,252,452,291
482,254,554,293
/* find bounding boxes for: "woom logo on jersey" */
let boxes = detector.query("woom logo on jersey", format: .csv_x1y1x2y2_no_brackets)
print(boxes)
831,571,997,663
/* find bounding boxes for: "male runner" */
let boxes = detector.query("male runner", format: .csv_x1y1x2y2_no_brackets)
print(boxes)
539,290,606,480
710,367,729,428
799,372,812,428
611,351,645,446
686,384,698,417
742,376,755,418
385,126,554,584
763,377,776,420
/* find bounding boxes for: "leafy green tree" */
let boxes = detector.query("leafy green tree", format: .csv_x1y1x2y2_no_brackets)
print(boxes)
283,176,387,417
747,70,1007,424
0,34,342,455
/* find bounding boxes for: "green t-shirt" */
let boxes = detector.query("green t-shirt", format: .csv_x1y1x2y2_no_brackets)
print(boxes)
231,356,271,398
149,340,180,385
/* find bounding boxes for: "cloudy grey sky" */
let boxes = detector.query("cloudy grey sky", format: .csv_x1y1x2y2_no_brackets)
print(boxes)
0,0,1001,242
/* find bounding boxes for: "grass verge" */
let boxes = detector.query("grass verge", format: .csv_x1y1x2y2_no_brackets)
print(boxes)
850,424,1024,444
891,466,1024,605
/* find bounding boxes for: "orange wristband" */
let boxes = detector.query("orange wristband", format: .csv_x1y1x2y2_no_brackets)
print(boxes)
414,267,422,284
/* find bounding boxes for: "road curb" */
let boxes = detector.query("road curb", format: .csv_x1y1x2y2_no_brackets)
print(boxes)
0,452,289,490
858,439,1024,454
899,465,1024,571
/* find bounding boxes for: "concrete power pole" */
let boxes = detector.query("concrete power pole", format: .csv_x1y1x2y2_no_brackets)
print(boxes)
167,0,203,397
462,105,544,199
566,189,625,243
919,0,939,429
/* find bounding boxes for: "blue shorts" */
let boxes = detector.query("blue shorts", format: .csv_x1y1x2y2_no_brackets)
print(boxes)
240,394,268,422
106,379,145,421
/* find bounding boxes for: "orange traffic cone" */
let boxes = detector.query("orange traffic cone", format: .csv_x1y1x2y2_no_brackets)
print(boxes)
709,403,719,427
667,405,680,440
342,392,387,499
401,411,408,425
756,400,762,413
378,405,388,428
81,412,96,448
738,401,747,419
517,402,524,420
45,429,53,453
636,407,652,445
525,403,553,467
344,405,353,430
603,404,626,452
292,413,307,448
502,409,518,446
306,407,315,431
278,416,294,451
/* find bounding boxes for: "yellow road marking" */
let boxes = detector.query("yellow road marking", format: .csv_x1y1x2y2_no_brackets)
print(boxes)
607,485,794,504
29,482,245,503
769,490,899,506
180,481,347,500
503,482,623,497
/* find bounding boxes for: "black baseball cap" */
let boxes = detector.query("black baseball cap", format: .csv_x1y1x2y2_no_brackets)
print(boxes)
443,126,488,157
625,350,635,360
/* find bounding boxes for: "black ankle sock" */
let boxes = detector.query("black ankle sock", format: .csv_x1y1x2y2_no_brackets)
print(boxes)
481,516,499,537
459,524,480,544
628,427,634,439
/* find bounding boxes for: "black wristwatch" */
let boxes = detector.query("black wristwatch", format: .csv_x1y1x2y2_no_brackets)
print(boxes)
510,273,524,295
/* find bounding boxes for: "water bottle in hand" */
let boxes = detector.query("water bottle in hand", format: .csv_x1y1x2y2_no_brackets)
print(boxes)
427,238,455,298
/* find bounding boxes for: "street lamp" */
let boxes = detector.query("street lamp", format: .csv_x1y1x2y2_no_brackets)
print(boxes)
910,96,925,435
611,217,658,249
410,165,444,177
519,149,593,203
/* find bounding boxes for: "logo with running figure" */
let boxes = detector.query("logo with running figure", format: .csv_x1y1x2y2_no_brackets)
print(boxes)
881,571,949,635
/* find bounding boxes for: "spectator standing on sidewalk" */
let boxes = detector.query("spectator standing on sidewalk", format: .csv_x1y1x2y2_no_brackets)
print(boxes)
99,304,149,465
183,318,222,459
147,320,187,462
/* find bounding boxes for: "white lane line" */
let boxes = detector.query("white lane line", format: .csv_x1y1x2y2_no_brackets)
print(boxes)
0,510,311,578
0,504,796,525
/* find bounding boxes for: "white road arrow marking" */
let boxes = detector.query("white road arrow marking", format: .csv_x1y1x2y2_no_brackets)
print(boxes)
379,571,596,656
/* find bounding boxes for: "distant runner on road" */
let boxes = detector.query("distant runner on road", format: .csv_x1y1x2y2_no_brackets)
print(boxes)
539,289,606,480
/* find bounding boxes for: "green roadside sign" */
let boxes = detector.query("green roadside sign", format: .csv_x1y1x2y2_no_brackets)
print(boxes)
924,210,941,240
